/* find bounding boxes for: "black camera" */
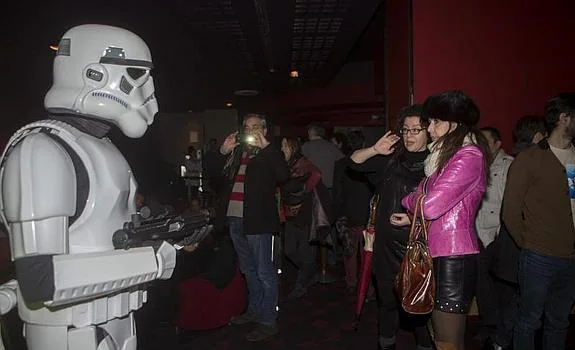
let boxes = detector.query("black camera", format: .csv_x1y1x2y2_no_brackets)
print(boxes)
236,132,257,146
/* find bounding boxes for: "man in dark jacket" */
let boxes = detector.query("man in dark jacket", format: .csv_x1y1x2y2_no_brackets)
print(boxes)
487,115,546,350
218,113,289,342
503,93,575,350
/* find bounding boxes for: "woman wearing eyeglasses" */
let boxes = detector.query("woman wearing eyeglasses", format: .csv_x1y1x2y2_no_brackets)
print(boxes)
350,105,432,350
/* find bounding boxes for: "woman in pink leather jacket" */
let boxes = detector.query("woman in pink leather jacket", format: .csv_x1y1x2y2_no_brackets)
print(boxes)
391,91,490,350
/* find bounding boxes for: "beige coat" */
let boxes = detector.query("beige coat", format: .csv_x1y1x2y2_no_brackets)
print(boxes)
476,150,513,247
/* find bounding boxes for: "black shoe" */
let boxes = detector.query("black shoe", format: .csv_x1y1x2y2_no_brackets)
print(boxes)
245,323,278,342
287,286,307,299
377,337,396,350
482,337,506,350
317,271,339,284
230,311,258,325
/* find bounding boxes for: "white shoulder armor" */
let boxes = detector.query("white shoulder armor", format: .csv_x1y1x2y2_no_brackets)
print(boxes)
0,121,78,258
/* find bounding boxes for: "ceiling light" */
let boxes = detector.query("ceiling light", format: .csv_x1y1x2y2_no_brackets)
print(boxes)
49,45,58,51
234,89,259,97
225,102,233,107
289,70,299,78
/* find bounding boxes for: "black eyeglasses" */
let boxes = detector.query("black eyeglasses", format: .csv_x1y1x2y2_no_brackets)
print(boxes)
400,128,425,135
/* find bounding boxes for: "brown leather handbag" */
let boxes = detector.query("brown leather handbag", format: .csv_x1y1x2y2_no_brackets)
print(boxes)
394,192,435,314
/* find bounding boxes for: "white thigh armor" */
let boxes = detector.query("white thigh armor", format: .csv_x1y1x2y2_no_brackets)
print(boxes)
0,120,176,350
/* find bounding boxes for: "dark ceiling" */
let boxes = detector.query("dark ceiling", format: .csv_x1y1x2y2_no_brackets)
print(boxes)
2,0,382,116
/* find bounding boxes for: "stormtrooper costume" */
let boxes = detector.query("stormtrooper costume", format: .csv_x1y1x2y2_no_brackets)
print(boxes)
0,24,176,350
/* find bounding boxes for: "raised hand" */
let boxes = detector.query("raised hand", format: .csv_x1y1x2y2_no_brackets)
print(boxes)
221,132,239,155
252,131,270,149
373,131,401,155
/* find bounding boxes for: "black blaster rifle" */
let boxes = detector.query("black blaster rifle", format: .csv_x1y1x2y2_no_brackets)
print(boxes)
112,211,213,251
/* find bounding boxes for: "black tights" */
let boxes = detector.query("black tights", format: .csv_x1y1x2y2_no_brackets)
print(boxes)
375,277,432,347
432,310,467,350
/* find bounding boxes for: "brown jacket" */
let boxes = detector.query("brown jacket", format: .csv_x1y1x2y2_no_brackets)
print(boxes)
502,139,575,257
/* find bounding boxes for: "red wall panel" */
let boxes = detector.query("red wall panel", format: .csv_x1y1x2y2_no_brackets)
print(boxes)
265,82,382,126
385,0,411,129
412,0,575,149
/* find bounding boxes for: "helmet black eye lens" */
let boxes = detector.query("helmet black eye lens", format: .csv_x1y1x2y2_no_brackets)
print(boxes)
127,68,146,80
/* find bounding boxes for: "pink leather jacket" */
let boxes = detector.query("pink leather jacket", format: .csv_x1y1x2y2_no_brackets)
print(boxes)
402,145,486,258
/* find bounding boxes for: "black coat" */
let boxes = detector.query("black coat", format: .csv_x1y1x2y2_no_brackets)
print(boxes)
216,145,289,235
489,222,520,284
350,150,428,281
332,157,373,227
282,155,333,229
489,143,534,285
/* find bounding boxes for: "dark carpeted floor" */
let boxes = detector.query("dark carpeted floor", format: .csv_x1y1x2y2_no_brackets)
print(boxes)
3,260,575,349
143,259,575,350
170,262,476,350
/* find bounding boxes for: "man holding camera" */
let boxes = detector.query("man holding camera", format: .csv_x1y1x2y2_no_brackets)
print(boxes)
218,113,289,342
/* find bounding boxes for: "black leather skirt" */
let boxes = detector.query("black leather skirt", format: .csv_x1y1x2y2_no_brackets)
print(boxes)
433,255,478,314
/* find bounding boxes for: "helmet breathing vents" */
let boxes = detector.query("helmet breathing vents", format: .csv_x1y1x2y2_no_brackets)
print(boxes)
91,91,128,109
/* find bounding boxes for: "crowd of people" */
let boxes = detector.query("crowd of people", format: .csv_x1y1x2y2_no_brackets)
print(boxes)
211,91,575,350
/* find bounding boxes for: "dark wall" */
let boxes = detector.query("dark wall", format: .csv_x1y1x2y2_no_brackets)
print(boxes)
108,125,173,195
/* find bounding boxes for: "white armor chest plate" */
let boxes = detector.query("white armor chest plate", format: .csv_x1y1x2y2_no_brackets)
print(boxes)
69,133,136,254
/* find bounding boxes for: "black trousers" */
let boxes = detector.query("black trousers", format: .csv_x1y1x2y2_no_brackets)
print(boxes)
284,221,317,287
476,242,499,328
373,255,432,347
494,278,519,347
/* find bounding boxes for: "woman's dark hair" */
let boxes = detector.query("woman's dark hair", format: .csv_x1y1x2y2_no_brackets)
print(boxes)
393,104,429,156
347,130,365,153
422,91,491,178
332,132,350,155
282,137,302,164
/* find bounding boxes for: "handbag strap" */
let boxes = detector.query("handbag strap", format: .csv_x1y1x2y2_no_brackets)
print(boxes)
408,177,430,242
408,194,424,241
418,193,429,242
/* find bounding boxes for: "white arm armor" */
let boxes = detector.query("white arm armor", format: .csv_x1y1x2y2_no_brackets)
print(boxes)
0,280,16,350
47,245,161,307
0,279,17,315
1,132,75,259
0,126,175,307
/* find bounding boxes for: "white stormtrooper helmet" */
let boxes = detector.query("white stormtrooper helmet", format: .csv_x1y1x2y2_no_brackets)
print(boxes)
44,24,158,138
